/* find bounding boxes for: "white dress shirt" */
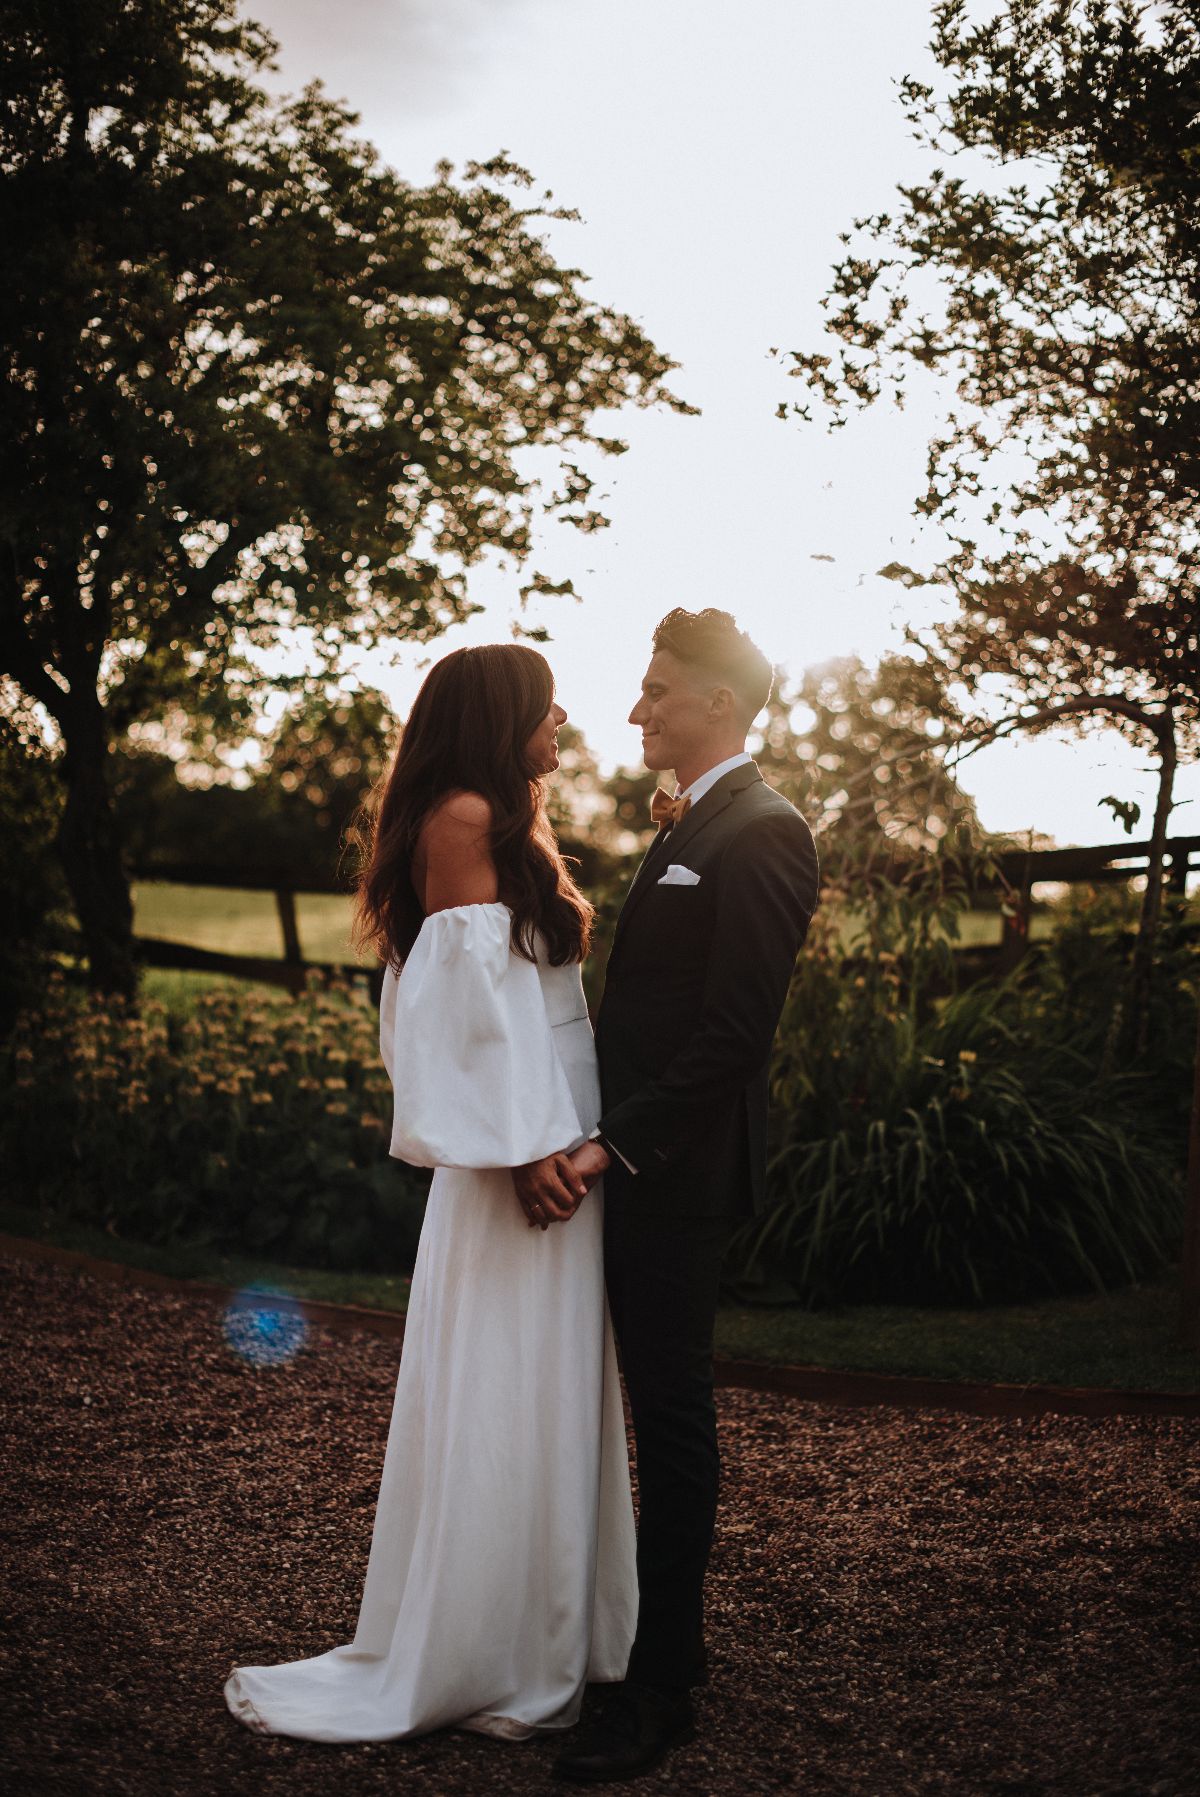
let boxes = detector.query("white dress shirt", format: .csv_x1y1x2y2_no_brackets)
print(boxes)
673,749,753,806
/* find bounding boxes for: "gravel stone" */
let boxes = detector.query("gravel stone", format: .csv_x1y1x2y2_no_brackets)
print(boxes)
2,1254,1198,1795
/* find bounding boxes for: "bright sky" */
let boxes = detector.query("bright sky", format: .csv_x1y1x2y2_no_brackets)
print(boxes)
249,0,1196,847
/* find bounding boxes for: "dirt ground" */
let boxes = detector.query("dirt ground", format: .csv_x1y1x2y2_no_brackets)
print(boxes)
2,1251,1198,1796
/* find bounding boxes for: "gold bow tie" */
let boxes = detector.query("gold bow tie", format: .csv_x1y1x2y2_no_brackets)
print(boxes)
650,789,692,830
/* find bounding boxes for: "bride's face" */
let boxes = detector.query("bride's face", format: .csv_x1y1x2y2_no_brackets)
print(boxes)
526,698,568,775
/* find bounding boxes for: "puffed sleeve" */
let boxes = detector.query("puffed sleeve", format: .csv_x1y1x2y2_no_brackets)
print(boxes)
378,901,586,1169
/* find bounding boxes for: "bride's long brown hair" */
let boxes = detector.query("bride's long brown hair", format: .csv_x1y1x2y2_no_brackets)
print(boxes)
353,644,593,970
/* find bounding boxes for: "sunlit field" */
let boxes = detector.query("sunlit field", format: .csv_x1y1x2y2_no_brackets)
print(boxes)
131,879,1070,969
132,882,372,966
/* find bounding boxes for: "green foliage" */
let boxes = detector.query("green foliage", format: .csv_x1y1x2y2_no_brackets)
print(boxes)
4,874,1191,1308
0,695,71,1032
728,869,1190,1306
112,685,395,884
752,655,978,866
1,972,429,1270
264,687,393,858
1018,882,1199,1138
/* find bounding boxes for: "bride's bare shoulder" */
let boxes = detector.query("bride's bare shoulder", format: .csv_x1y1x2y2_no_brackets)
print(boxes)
417,790,498,911
423,789,493,834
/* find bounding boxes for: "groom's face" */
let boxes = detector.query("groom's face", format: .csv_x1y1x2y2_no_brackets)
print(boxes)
629,649,718,775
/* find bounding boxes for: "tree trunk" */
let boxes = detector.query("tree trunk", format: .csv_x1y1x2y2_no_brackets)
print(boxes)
1180,990,1200,1351
1126,709,1177,1060
56,700,137,997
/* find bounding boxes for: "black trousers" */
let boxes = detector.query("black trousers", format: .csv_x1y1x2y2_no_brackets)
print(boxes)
602,1171,735,1694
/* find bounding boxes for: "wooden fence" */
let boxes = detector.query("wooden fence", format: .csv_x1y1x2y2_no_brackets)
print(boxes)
129,834,1200,999
130,859,383,1000
992,834,1200,972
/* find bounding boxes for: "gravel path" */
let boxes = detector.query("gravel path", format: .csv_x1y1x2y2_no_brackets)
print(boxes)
2,1253,1198,1797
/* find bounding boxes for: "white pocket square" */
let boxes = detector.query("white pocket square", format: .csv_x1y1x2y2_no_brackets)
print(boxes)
658,864,701,886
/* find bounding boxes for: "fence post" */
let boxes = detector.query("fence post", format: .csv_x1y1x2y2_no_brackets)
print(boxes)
274,889,306,995
1168,846,1191,895
998,857,1032,972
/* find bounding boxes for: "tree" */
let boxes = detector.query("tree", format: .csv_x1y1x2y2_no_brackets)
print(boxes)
945,687,1179,1057
752,653,979,864
787,0,1200,1041
0,0,688,992
112,684,394,881
262,686,392,869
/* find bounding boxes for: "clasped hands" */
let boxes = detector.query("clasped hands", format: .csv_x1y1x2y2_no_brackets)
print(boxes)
512,1140,610,1231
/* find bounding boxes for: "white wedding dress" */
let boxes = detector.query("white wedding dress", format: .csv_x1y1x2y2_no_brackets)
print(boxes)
223,901,637,1743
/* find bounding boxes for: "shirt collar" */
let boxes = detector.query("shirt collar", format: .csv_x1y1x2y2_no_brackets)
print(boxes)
675,750,753,806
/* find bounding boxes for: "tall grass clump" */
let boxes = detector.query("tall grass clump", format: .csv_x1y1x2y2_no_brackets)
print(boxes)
728,852,1189,1307
1,972,427,1270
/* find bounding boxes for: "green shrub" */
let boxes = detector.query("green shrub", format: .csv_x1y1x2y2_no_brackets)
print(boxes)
1,973,428,1270
5,859,1192,1307
728,880,1189,1307
1019,885,1198,1140
0,709,71,1036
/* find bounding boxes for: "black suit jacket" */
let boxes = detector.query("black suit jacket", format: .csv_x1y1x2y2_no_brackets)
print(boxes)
595,761,819,1220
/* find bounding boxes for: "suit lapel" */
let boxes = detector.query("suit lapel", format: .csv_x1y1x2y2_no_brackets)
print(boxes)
626,819,673,893
610,761,764,955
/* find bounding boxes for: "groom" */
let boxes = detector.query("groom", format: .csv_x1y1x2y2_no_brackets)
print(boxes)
536,607,818,1782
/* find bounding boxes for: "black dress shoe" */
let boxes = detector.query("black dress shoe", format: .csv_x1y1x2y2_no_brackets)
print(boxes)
553,1684,695,1784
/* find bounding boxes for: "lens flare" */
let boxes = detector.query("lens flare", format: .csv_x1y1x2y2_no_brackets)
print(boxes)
223,1285,308,1366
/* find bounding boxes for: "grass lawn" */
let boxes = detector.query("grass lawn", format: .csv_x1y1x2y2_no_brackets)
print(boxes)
0,1200,413,1311
132,881,366,966
132,881,1069,968
714,1282,1200,1393
4,1199,1197,1393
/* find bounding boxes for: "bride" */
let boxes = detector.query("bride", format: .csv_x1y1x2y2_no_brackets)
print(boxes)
223,644,637,1743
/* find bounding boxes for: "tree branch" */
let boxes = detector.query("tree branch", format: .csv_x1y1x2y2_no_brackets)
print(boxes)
945,694,1176,771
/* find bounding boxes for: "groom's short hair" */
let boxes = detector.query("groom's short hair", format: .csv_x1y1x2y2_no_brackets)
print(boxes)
652,608,774,725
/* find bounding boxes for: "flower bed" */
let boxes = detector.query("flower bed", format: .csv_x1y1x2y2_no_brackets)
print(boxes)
1,972,427,1271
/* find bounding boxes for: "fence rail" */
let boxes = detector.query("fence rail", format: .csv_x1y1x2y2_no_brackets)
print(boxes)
992,834,1200,971
130,863,377,998
128,834,1200,996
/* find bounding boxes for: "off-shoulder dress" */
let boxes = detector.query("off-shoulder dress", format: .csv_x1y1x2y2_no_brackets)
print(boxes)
223,901,637,1743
